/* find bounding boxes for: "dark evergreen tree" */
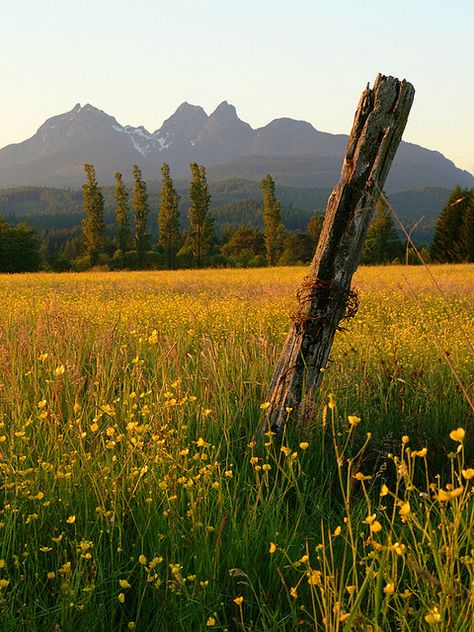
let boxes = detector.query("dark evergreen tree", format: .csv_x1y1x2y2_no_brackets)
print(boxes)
462,190,474,262
132,165,151,266
431,186,474,262
0,217,41,272
158,163,181,269
81,163,105,265
261,174,284,266
188,163,214,266
114,172,131,255
361,196,403,264
220,225,264,258
307,214,325,249
279,232,315,265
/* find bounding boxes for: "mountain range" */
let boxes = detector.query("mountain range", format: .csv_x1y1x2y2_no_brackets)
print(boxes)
0,102,472,191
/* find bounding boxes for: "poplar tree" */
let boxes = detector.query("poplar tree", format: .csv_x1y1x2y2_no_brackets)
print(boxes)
114,172,131,254
188,163,214,266
82,163,105,266
158,163,181,268
132,165,150,266
261,174,284,266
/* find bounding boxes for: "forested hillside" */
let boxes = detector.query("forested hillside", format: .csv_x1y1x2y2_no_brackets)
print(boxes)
0,180,451,244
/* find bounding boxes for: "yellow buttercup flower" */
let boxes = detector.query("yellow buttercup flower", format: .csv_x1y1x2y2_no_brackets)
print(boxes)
449,427,465,442
348,415,361,426
436,486,463,501
328,394,336,410
353,472,372,481
119,579,132,589
233,596,244,605
307,570,321,586
425,606,442,624
269,542,277,554
399,502,410,516
462,468,474,480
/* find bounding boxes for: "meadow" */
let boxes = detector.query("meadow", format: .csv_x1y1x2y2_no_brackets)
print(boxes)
0,264,473,631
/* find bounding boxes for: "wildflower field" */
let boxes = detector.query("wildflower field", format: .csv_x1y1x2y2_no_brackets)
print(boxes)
0,264,473,631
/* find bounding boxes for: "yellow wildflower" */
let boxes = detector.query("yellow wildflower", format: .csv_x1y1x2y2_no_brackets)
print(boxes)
449,428,465,442
399,502,410,516
348,415,361,426
307,570,321,586
119,579,131,589
353,472,372,481
269,542,277,554
436,487,463,501
363,514,376,524
233,596,244,605
425,606,442,624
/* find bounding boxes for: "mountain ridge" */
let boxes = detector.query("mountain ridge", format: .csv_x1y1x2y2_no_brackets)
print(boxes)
0,101,472,192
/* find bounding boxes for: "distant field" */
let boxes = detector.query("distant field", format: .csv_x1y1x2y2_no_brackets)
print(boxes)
0,265,473,631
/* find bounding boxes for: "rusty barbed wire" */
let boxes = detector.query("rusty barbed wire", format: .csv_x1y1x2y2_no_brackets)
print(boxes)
290,276,359,334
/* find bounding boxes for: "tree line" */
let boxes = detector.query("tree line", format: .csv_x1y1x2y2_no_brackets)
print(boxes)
0,170,472,272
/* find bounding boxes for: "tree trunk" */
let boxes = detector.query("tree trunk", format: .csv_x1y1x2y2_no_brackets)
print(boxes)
262,74,415,433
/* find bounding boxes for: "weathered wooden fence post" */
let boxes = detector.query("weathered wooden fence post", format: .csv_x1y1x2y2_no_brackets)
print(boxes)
262,74,415,433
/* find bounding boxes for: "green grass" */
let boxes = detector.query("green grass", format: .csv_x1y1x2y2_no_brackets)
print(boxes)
0,265,472,630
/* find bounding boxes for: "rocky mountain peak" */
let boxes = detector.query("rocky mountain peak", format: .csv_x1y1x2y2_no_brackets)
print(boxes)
210,101,239,119
157,102,208,142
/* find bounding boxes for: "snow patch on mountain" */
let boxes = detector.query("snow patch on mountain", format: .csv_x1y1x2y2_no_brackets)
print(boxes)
113,124,155,157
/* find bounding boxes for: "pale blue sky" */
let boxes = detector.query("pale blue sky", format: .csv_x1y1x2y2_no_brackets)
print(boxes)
2,0,473,173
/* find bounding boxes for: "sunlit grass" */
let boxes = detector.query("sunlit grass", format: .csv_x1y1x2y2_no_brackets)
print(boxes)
0,264,472,630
